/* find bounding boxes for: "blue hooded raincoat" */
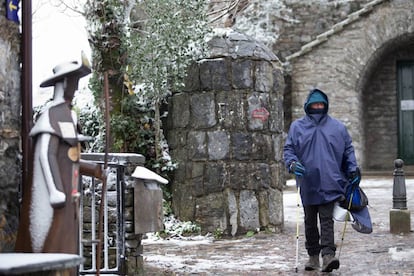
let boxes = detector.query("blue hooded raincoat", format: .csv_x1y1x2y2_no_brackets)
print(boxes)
284,89,359,206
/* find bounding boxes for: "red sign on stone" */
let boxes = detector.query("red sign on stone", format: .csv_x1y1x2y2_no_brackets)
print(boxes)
252,107,270,122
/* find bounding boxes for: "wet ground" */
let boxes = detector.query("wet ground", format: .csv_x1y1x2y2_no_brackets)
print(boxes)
140,176,414,275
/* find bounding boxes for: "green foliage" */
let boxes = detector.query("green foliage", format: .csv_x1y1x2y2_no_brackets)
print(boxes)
82,0,209,212
126,0,210,179
246,230,256,238
78,103,105,152
213,228,224,240
128,0,210,104
84,0,127,75
109,94,154,153
158,215,201,238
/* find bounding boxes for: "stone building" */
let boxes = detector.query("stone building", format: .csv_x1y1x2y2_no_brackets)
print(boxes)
282,0,414,170
220,0,414,170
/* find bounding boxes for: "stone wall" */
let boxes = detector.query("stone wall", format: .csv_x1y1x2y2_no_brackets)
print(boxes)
167,30,285,235
272,0,372,60
214,0,373,61
286,0,414,169
0,4,21,252
216,0,373,133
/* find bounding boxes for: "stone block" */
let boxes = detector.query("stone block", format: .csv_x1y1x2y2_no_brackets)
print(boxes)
268,188,284,227
190,92,216,128
227,162,250,190
191,162,205,197
170,93,189,128
270,162,285,190
272,134,284,162
166,129,187,150
208,130,230,160
255,61,274,92
171,181,195,221
204,163,227,194
271,66,285,93
199,58,231,91
192,175,204,197
390,209,411,234
172,160,186,183
269,98,284,133
257,190,270,227
188,131,207,160
251,133,272,160
183,62,200,92
191,162,205,178
231,132,252,160
232,60,253,89
239,190,260,231
257,188,283,233
226,189,238,236
216,92,246,130
250,163,271,190
247,92,269,130
195,193,227,233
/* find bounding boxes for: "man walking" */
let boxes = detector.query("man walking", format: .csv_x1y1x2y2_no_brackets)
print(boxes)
283,88,360,272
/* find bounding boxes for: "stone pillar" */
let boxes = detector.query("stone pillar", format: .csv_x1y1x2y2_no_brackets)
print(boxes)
0,2,21,252
167,30,285,235
389,159,411,234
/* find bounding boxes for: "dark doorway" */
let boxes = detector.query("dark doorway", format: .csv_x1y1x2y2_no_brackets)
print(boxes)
398,61,414,164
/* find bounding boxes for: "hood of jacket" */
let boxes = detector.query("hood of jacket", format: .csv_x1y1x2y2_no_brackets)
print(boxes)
304,88,329,115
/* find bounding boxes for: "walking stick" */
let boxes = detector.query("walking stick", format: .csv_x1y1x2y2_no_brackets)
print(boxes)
295,185,301,273
96,71,110,275
337,187,355,259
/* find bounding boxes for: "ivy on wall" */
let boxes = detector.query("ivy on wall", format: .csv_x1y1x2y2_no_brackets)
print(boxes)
82,0,210,179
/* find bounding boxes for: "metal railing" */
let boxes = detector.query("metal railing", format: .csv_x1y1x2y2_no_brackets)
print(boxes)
79,163,126,275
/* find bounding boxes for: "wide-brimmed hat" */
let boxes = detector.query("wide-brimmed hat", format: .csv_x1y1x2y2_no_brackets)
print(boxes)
40,52,91,87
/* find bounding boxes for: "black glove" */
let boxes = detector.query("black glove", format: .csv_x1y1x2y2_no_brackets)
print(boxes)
348,167,361,187
289,161,306,177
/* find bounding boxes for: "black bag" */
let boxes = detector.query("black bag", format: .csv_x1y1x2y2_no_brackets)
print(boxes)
340,186,369,211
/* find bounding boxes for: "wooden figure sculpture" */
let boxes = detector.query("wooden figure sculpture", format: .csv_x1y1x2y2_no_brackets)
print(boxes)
15,53,102,264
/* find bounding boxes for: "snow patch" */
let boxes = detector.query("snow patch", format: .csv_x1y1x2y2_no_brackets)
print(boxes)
143,236,291,274
389,247,414,261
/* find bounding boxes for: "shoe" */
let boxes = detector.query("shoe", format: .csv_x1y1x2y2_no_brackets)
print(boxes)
321,254,340,272
305,255,320,271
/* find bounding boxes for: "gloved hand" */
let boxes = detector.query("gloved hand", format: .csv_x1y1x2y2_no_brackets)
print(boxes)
289,161,306,177
348,167,361,187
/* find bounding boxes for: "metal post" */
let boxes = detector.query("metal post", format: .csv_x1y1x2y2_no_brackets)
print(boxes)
392,159,407,210
21,0,33,200
390,159,411,234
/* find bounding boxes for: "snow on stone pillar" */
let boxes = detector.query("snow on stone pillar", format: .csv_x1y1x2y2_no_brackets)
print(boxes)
167,29,285,235
390,159,411,234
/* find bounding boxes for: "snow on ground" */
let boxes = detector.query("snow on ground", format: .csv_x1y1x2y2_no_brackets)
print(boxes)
388,247,414,261
143,235,292,274
142,176,414,274
0,253,81,272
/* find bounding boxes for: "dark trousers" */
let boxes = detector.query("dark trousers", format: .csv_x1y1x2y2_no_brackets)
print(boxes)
303,201,336,257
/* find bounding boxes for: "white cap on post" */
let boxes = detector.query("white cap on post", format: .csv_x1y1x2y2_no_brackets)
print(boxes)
131,166,169,185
